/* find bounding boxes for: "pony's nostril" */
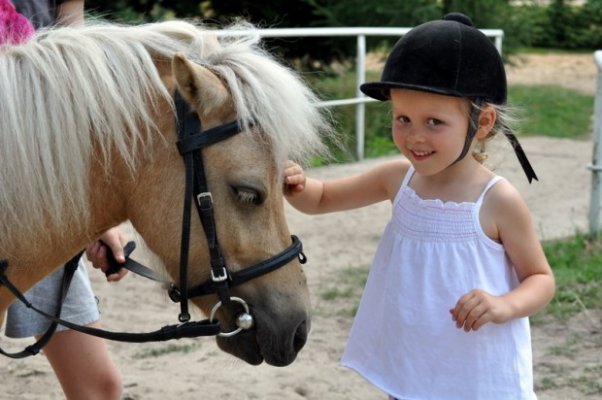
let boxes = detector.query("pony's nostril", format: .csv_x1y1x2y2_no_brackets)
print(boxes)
293,319,309,352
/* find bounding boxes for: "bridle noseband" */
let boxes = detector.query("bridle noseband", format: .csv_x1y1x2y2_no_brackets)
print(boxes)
0,90,307,357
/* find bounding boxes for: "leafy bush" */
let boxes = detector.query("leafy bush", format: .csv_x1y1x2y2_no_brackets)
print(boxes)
513,0,602,50
86,0,602,53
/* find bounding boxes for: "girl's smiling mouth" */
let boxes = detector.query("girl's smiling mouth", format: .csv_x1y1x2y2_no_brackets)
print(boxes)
410,149,435,160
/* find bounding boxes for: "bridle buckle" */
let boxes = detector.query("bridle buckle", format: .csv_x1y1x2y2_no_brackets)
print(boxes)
196,192,213,208
211,267,229,283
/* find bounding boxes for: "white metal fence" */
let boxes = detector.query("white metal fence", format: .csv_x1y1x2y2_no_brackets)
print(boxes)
218,27,505,160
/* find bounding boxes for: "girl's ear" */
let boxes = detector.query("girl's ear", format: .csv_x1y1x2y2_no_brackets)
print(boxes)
476,105,497,139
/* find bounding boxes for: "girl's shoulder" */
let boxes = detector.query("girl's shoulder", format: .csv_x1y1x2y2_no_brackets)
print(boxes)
372,158,411,200
480,177,532,239
483,178,527,211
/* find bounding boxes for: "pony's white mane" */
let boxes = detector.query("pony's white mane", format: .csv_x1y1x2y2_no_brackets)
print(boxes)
0,20,331,238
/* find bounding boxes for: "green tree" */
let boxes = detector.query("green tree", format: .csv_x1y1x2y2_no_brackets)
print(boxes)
303,0,439,27
209,0,442,68
86,0,206,22
442,0,510,28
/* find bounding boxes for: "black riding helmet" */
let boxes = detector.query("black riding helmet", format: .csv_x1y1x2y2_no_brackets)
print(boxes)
361,13,505,104
361,13,537,182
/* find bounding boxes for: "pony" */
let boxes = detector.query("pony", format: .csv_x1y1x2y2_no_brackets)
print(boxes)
0,20,332,366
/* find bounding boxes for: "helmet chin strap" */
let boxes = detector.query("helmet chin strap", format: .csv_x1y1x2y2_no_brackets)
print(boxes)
448,98,539,184
449,98,483,167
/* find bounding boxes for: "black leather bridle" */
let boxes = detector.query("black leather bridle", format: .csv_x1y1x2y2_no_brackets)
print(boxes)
0,90,307,357
170,90,307,326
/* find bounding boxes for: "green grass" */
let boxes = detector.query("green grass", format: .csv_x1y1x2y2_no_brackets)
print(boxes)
307,70,593,163
514,47,595,55
318,266,368,317
509,85,593,139
535,233,602,322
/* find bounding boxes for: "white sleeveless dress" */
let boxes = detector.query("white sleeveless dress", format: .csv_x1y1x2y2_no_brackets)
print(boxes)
340,166,536,399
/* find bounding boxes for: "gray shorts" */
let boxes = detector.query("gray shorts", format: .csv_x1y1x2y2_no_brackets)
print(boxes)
5,259,100,338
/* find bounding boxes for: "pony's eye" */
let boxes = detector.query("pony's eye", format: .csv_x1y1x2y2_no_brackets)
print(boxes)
232,186,263,206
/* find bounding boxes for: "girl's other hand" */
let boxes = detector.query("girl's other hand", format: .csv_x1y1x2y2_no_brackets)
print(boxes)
449,288,512,332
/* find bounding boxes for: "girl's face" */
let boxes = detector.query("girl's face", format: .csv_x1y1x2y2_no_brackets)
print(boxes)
391,88,474,177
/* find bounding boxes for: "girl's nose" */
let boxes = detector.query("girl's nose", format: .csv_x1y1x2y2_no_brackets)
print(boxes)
406,127,426,143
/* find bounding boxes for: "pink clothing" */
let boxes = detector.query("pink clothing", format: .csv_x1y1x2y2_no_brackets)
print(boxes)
0,0,34,44
341,166,535,399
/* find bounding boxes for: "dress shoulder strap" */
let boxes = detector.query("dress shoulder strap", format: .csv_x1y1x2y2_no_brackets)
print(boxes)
475,175,504,205
400,165,415,189
391,165,415,207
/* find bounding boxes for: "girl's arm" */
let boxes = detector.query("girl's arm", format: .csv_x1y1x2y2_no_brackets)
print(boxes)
284,159,409,214
450,180,555,332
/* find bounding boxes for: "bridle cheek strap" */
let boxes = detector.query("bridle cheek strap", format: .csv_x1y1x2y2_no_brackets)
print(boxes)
174,90,245,321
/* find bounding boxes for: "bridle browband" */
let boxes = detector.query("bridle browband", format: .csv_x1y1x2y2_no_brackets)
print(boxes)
0,90,307,357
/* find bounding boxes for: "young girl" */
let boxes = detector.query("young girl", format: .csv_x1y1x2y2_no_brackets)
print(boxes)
285,13,555,400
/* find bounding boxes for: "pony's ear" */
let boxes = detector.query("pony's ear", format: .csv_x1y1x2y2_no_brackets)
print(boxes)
172,53,230,118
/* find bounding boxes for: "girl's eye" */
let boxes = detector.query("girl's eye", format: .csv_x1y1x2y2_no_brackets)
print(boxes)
426,118,443,126
427,118,443,127
397,116,410,124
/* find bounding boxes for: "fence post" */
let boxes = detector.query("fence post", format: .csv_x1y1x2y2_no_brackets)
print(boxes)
588,50,602,235
355,34,366,161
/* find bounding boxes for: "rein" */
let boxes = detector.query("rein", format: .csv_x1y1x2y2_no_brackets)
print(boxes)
0,90,307,356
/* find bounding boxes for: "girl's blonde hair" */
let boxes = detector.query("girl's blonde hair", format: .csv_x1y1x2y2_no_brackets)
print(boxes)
472,101,517,163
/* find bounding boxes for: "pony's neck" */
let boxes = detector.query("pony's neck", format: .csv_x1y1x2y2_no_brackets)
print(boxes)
0,160,135,320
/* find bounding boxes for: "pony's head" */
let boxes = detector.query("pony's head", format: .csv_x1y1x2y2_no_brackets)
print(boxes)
0,21,332,366
154,25,332,366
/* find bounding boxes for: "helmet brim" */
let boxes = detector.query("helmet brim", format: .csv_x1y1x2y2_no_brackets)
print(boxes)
360,81,475,102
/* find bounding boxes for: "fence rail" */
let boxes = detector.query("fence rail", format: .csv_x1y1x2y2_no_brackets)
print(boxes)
217,27,505,160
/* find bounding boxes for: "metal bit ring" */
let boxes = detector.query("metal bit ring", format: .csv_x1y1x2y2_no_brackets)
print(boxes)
209,296,254,337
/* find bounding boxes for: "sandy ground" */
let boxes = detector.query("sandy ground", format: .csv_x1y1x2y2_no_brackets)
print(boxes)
2,53,602,399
